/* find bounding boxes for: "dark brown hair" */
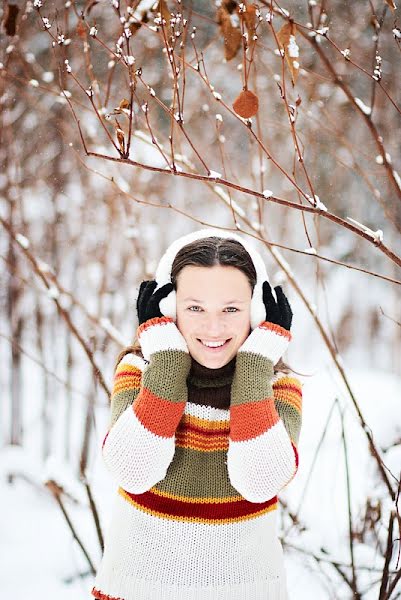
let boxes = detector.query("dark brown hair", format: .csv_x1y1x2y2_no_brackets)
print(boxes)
115,236,295,375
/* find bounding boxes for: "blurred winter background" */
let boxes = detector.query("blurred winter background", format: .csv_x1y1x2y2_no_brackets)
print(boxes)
0,0,400,598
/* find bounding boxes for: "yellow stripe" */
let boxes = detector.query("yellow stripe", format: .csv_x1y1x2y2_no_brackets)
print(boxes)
182,413,229,432
138,485,243,503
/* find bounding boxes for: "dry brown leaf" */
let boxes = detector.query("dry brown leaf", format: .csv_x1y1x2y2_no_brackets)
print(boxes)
119,98,130,110
129,21,142,36
384,0,397,10
76,20,87,38
109,98,131,118
233,89,259,118
276,22,300,86
241,2,257,52
128,3,149,36
116,127,126,154
217,5,242,61
3,2,19,36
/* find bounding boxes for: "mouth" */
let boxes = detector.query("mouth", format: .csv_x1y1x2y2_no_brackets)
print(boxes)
196,338,232,352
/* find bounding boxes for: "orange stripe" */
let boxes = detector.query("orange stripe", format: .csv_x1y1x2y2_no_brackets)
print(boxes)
274,393,302,412
112,377,141,395
230,398,280,441
137,315,174,336
273,380,302,392
133,387,185,437
259,321,292,341
273,378,302,411
176,430,229,444
180,414,230,433
176,437,229,452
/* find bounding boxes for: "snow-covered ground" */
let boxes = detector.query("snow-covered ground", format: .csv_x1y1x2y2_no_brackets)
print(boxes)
1,363,399,599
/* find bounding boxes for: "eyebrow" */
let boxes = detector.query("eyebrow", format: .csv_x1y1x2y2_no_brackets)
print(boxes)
182,298,247,304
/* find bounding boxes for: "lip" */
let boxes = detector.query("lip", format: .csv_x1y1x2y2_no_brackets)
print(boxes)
197,339,231,352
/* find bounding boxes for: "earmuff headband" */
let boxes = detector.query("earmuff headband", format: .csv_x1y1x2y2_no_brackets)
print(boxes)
154,228,276,330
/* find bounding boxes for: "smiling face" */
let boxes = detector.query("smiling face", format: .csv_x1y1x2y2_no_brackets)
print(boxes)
175,265,252,369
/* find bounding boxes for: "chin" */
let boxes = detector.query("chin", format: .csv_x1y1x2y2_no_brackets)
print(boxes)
194,353,232,369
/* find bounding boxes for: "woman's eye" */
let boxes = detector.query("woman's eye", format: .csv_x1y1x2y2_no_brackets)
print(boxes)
187,306,239,313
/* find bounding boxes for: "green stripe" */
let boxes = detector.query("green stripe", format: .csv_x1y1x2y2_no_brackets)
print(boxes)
231,352,275,406
142,350,191,403
275,401,302,445
109,389,140,427
154,446,241,498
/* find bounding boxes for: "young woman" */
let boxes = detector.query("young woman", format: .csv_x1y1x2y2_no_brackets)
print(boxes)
92,228,303,600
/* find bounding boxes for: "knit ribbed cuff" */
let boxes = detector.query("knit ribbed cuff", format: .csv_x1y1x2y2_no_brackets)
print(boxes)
137,316,189,362
238,321,292,365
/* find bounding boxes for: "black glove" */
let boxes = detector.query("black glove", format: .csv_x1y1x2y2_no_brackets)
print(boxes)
136,280,174,325
262,281,293,331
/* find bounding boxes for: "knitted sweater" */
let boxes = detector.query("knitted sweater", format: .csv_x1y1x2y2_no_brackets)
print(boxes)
92,329,302,600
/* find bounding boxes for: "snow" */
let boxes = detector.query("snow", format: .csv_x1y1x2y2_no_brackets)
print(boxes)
288,35,299,58
16,233,30,249
354,98,372,116
393,169,401,191
346,217,384,242
208,170,222,179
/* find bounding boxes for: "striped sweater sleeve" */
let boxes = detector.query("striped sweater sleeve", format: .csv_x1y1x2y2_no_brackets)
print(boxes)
101,349,190,494
227,345,302,503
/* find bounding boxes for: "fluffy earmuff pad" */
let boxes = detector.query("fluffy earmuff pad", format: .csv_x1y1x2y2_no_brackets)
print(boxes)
159,290,177,321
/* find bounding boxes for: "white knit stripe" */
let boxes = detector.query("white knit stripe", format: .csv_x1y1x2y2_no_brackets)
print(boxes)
119,352,147,371
239,325,290,365
138,320,188,359
93,492,289,600
102,405,177,494
227,420,296,503
184,401,229,421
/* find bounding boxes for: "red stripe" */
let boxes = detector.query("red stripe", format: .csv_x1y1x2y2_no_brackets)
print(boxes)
92,587,123,600
292,440,299,468
115,369,142,378
273,382,302,394
123,488,278,520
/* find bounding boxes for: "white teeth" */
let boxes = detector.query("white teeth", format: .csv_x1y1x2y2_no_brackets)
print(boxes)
200,340,227,348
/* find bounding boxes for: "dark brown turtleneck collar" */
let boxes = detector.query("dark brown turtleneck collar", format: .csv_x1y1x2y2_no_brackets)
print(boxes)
186,356,236,410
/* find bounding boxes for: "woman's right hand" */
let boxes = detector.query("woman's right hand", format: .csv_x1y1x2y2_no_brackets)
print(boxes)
136,280,190,363
136,280,173,325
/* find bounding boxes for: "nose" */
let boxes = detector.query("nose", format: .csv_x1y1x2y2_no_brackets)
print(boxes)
201,314,227,337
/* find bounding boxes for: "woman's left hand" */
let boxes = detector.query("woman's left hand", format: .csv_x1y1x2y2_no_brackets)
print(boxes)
236,282,293,366
262,281,293,332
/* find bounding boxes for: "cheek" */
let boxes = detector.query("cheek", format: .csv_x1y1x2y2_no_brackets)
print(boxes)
175,309,191,336
237,313,251,341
